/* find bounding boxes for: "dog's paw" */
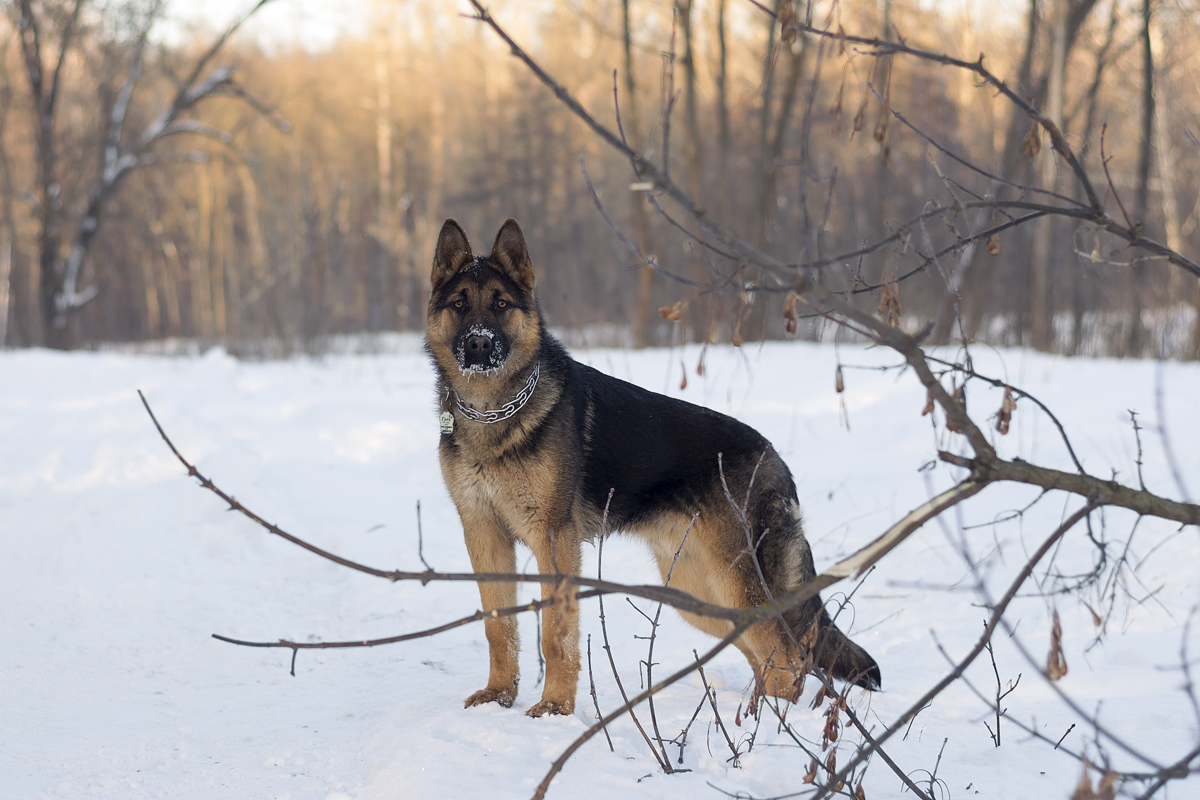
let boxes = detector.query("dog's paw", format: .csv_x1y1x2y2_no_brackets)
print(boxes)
464,687,516,709
525,698,574,717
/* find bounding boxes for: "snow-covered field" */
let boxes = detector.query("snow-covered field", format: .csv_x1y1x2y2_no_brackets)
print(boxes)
3,336,1198,800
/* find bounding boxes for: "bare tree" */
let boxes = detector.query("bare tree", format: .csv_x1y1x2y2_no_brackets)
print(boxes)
10,0,284,348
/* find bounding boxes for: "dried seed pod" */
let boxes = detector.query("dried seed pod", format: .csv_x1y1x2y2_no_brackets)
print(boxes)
829,88,844,119
852,93,869,135
946,382,967,434
659,298,689,321
835,365,845,394
1021,122,1042,157
877,278,901,326
803,758,818,784
995,385,1016,434
1069,761,1095,800
855,784,867,800
1046,610,1069,681
921,388,935,416
783,290,800,334
825,749,837,775
986,234,1001,255
822,704,841,745
779,1,798,44
679,361,688,391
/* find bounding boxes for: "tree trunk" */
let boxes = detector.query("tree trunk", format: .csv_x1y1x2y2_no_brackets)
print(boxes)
755,0,781,251
678,0,702,203
192,161,215,338
624,0,655,348
1070,0,1120,354
955,0,1040,343
0,64,14,348
1144,16,1200,361
873,0,893,245
1189,281,1200,360
1029,0,1066,352
214,158,236,340
715,0,730,225
959,0,1099,343
1126,0,1154,357
374,7,398,329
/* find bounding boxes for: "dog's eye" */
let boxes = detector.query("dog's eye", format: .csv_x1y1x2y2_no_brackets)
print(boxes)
496,299,508,309
452,299,465,310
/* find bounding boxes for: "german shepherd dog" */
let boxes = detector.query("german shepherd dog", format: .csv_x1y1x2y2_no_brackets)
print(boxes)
426,219,880,717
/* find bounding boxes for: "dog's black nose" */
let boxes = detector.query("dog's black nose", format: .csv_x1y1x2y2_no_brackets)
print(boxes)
467,335,493,354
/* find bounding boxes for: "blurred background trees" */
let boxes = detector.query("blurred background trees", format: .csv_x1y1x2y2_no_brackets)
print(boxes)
2,0,1198,357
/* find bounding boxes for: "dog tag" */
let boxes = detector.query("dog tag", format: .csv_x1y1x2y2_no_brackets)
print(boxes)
440,411,455,435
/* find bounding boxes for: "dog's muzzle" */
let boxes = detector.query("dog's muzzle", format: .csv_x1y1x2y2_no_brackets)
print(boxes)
455,326,508,372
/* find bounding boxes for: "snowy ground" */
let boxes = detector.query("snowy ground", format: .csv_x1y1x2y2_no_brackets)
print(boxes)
3,335,1198,800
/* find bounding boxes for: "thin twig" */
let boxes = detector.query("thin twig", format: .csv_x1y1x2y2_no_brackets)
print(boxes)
695,652,741,767
596,489,671,773
586,634,614,751
531,625,749,800
643,512,700,766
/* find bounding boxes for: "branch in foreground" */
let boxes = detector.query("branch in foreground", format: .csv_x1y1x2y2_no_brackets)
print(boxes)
211,589,604,675
812,501,1099,800
531,625,749,800
139,389,997,635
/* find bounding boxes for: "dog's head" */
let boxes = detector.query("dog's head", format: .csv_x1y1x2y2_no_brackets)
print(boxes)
426,219,540,377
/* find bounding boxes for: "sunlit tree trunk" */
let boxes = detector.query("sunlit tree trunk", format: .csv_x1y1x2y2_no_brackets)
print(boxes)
715,0,730,227
374,5,399,329
1126,0,1154,356
1029,0,1066,352
624,0,655,348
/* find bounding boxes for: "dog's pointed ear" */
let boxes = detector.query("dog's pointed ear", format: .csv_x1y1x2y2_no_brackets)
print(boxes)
489,219,535,291
431,219,473,291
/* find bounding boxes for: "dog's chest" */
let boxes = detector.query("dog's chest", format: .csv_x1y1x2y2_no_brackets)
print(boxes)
440,438,562,532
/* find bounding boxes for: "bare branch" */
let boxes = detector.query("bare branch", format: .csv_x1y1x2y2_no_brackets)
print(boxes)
939,451,1200,528
530,625,749,800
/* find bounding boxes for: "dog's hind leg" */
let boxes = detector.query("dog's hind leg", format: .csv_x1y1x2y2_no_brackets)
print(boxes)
644,514,808,700
461,511,522,709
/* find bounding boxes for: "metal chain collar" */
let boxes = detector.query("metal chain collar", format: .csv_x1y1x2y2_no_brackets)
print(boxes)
453,361,541,424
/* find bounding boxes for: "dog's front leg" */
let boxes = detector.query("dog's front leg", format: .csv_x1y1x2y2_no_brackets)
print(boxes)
525,527,582,717
462,515,521,709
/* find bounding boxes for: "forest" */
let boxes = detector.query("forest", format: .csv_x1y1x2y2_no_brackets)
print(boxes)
7,3,1200,798
2,0,1198,357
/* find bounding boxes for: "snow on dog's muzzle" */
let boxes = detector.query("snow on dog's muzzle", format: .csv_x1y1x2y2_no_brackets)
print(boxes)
454,326,509,374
